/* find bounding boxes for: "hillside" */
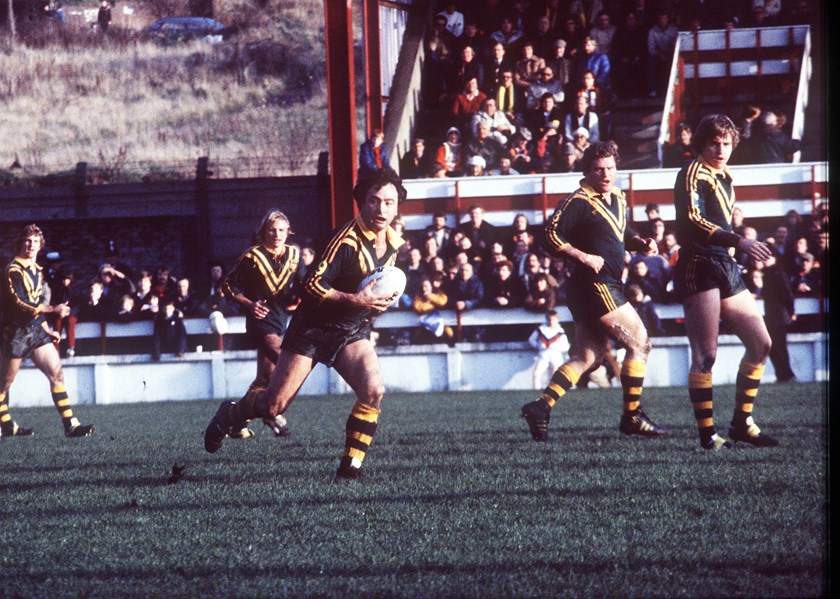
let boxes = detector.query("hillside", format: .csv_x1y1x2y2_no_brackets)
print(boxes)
0,0,330,183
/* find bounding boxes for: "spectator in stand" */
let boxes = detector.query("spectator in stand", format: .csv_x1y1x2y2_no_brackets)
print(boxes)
647,10,678,97
558,15,586,61
762,251,797,383
460,20,488,61
103,240,135,287
567,125,592,158
472,97,516,146
730,104,762,164
751,111,801,163
574,36,611,92
77,279,109,323
114,294,137,323
150,264,178,307
565,94,600,142
589,10,617,55
424,212,453,251
660,230,681,268
484,42,515,98
637,202,661,238
152,298,188,360
544,38,572,91
509,129,534,173
399,247,427,309
506,213,535,253
197,261,240,317
569,0,604,30
458,204,497,256
466,121,505,171
523,271,558,313
358,129,388,180
626,257,668,303
784,0,813,25
174,277,200,318
577,68,613,139
625,283,665,337
448,44,485,98
412,276,454,344
134,270,157,319
491,156,520,175
97,0,111,33
789,251,820,295
649,217,666,251
526,92,564,140
97,262,135,320
435,126,464,177
437,1,465,38
611,10,648,99
663,121,697,168
632,0,655,30
493,69,520,124
400,138,433,179
430,11,457,57
451,76,487,133
744,2,774,27
532,15,558,60
485,260,526,308
531,134,556,173
514,41,546,101
557,140,583,172
526,66,565,111
424,29,455,111
489,16,524,55
447,261,484,313
528,309,571,389
465,154,487,177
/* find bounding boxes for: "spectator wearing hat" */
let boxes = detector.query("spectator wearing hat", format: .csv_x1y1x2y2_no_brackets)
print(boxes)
465,155,487,176
557,140,583,173
435,126,464,176
564,93,600,142
544,38,572,90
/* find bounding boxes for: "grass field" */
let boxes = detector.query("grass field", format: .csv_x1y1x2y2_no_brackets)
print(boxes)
0,383,827,598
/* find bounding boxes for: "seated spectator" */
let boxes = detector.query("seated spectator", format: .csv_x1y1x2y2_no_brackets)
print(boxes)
578,69,613,139
484,260,526,308
557,140,582,172
472,97,516,146
446,261,484,311
526,66,565,111
490,156,519,176
174,277,200,317
564,93,600,142
358,129,388,180
509,129,534,173
523,271,558,312
530,135,556,172
544,39,572,90
558,15,585,61
625,283,665,336
626,257,668,302
77,279,109,322
660,230,680,268
466,121,505,170
574,36,611,92
663,121,697,168
412,276,454,344
400,137,433,179
489,16,524,54
465,154,487,176
505,213,536,255
435,126,464,177
437,1,464,39
152,298,188,360
399,247,427,309
589,10,616,56
493,68,520,123
114,294,137,323
564,127,591,166
460,20,488,62
448,44,485,96
532,15,559,61
525,92,563,140
514,41,546,98
451,76,487,132
790,252,820,295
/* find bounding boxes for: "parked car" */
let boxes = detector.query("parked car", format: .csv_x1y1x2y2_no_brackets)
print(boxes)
141,17,230,44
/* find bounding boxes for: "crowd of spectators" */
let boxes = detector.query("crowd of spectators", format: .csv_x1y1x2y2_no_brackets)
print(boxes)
395,0,813,180
392,199,826,343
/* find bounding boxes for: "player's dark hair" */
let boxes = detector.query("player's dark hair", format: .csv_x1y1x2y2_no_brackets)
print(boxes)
580,140,620,174
14,224,45,255
692,113,740,153
352,166,407,209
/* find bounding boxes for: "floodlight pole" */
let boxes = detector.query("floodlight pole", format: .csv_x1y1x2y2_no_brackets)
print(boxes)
324,0,358,229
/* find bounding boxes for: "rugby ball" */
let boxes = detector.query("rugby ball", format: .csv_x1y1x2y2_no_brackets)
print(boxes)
357,266,407,304
208,310,228,335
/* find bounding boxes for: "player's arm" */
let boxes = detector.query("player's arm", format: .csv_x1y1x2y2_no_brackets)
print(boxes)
546,196,604,273
305,242,394,312
624,224,658,256
223,253,270,319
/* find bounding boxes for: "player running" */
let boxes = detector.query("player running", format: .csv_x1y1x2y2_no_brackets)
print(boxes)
222,209,307,439
204,167,405,481
521,141,667,441
0,224,94,439
673,114,778,451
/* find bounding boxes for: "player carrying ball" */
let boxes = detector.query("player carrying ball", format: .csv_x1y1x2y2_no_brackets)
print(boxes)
204,167,405,481
521,141,667,441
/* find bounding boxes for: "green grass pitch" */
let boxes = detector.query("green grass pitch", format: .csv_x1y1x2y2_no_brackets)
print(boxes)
0,383,827,598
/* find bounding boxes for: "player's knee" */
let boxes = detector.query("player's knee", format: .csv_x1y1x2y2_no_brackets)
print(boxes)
694,354,716,372
361,381,385,405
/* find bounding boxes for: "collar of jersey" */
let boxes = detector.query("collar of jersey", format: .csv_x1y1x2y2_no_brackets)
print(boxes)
579,180,621,201
697,154,731,178
13,256,41,271
355,214,405,249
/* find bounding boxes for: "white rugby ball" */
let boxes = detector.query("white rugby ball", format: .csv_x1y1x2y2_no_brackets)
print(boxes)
357,266,407,304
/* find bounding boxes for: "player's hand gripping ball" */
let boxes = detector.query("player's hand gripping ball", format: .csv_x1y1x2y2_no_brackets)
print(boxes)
357,266,407,307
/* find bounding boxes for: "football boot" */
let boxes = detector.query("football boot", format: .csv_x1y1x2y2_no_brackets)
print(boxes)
521,400,551,442
65,423,95,438
729,417,779,447
619,409,667,437
203,401,236,453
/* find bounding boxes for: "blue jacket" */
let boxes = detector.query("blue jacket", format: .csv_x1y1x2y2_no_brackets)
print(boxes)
359,140,389,179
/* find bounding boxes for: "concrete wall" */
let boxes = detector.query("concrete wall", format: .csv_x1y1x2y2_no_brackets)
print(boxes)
12,333,827,408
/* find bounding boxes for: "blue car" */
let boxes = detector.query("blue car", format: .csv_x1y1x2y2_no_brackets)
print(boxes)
141,17,229,44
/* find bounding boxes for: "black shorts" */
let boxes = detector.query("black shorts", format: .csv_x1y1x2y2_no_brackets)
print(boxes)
566,279,627,323
673,252,746,301
281,312,372,367
1,323,53,359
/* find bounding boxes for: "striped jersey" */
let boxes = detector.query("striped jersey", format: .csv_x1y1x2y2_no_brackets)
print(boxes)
673,156,737,257
1,258,47,327
545,179,637,284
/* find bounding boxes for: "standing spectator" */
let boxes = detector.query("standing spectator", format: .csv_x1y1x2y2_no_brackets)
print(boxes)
49,268,79,357
626,258,667,303
399,247,427,309
435,126,464,176
611,10,648,99
663,121,697,168
150,265,178,307
751,111,801,164
424,212,453,251
152,299,188,360
412,276,454,344
544,39,572,90
509,130,534,173
447,261,484,312
528,309,570,389
358,129,388,180
458,204,498,256
174,277,200,318
647,10,678,97
97,262,135,319
77,279,109,322
400,138,433,179
489,16,524,55
532,15,558,60
134,271,158,319
97,0,111,33
448,45,485,97
523,271,558,312
578,69,613,140
589,10,617,55
484,260,526,308
574,36,611,92
558,15,586,60
762,252,797,383
514,41,546,99
197,262,240,317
